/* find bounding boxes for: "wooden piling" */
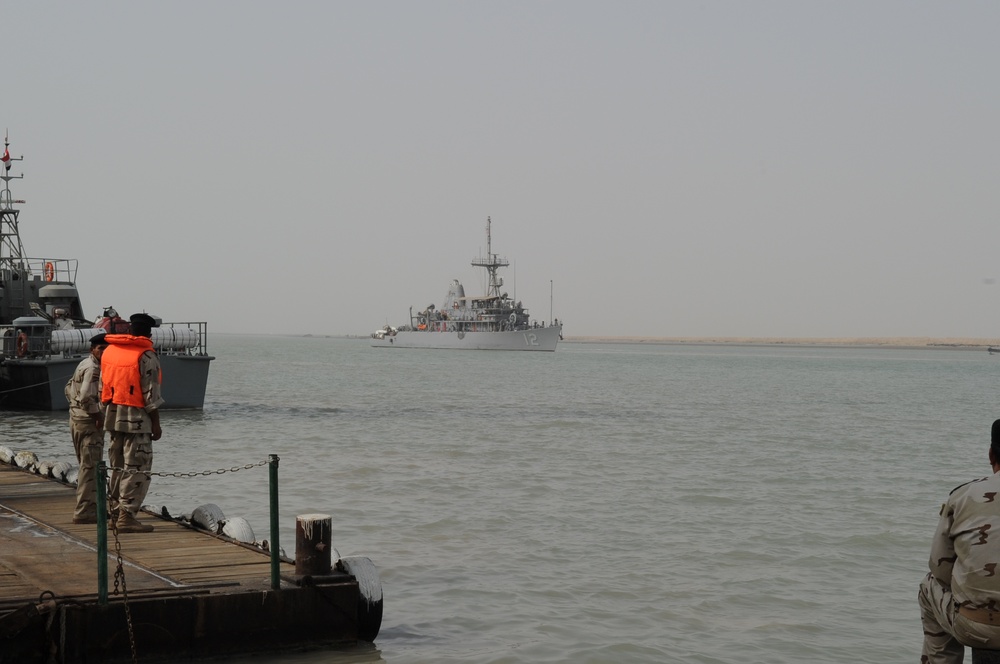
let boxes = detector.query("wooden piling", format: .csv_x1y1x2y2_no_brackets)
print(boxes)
295,513,333,575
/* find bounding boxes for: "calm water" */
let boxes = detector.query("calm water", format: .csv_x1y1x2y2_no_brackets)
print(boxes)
5,336,1000,663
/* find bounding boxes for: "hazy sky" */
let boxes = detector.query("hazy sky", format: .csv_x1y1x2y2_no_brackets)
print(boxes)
5,2,999,338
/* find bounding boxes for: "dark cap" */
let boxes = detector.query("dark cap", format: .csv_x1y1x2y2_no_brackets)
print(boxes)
89,333,108,348
993,419,1000,448
129,312,159,337
129,313,158,327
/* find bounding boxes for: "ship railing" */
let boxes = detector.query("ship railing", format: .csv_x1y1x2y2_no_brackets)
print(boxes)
0,321,210,359
13,257,80,284
0,324,54,360
157,321,210,357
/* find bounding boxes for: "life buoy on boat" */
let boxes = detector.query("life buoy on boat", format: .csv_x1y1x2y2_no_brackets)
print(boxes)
16,332,29,358
44,262,55,282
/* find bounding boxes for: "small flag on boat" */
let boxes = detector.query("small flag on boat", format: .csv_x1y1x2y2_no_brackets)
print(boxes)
1,147,8,170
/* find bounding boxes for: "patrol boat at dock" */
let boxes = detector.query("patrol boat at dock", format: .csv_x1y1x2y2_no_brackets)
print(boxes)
0,134,213,410
371,217,563,351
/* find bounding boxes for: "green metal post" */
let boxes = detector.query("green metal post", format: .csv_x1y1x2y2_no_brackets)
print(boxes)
97,461,108,605
269,454,280,589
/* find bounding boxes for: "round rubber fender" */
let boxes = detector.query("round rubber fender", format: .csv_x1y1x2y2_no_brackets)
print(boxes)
192,503,226,534
221,516,256,544
14,450,38,470
51,461,73,481
339,556,383,642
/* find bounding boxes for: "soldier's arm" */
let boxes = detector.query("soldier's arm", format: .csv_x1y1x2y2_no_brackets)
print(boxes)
929,501,957,586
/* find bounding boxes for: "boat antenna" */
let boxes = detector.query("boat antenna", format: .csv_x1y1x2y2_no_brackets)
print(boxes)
0,131,27,272
471,216,509,300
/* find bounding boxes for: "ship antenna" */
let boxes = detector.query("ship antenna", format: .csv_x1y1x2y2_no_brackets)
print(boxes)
0,132,28,273
471,215,509,299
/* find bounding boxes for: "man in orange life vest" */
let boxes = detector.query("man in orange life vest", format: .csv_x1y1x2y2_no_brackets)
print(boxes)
100,312,163,533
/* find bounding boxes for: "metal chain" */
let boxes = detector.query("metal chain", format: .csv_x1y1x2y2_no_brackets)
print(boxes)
105,459,269,479
106,479,139,664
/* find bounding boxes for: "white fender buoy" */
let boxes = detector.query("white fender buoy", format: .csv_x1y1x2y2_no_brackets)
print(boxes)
0,445,15,465
65,466,80,486
14,451,38,470
51,461,73,482
192,503,226,534
221,517,256,544
339,556,383,642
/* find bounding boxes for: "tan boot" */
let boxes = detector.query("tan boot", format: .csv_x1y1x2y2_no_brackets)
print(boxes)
117,511,154,533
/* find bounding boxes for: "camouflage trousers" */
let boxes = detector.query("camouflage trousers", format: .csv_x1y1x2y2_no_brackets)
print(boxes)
919,572,1000,663
70,419,105,520
108,431,153,517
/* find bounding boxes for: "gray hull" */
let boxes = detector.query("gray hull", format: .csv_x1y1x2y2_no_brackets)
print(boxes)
0,353,214,410
371,325,561,351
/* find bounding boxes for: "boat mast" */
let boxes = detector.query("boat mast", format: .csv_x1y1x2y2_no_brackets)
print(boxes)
471,216,509,300
0,131,27,273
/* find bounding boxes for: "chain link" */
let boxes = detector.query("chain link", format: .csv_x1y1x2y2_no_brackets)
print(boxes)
105,458,270,479
107,480,139,664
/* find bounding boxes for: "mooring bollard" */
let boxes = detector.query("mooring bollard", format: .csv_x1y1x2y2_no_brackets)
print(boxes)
295,513,333,575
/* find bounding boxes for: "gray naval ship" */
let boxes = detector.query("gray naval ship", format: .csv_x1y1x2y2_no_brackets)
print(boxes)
0,134,213,410
371,217,563,351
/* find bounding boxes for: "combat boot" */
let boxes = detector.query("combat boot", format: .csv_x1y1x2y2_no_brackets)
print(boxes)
117,511,154,533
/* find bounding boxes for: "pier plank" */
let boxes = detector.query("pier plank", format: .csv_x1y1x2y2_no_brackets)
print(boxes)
0,461,375,662
0,462,315,599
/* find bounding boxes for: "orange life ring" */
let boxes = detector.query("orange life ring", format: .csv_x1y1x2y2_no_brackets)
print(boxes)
16,332,28,358
44,262,54,281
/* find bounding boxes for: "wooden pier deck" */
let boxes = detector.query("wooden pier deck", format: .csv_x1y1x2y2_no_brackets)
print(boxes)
0,461,378,663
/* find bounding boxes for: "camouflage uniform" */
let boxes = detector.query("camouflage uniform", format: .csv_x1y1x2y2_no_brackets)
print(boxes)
65,354,104,520
921,473,1000,663
104,350,163,518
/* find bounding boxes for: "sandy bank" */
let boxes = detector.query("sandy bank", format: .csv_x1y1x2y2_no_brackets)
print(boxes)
562,336,999,350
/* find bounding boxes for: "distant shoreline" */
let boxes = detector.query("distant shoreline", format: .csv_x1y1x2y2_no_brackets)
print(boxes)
561,336,998,350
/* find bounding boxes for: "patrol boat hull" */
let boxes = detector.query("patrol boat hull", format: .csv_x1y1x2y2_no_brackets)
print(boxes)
371,325,561,351
0,328,215,410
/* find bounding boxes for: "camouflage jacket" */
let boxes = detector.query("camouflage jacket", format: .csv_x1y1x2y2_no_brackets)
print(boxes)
930,472,1000,610
65,354,102,421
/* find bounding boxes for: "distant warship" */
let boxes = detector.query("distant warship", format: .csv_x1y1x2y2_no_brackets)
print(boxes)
372,217,562,351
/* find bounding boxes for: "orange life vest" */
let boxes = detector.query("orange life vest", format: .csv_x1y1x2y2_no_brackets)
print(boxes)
100,334,157,408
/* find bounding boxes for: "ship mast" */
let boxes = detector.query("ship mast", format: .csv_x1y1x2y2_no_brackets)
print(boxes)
471,216,509,300
0,131,27,272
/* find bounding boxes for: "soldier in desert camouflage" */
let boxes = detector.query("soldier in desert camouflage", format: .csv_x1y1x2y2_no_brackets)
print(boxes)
100,312,163,534
920,419,1000,662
